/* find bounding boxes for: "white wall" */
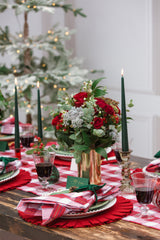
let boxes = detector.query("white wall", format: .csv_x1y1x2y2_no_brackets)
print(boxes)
68,0,160,159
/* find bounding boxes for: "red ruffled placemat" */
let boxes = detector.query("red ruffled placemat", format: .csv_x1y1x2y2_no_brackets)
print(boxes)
0,170,31,192
54,158,71,167
18,196,133,228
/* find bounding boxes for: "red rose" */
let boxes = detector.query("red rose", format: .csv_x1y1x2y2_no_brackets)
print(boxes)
93,117,104,129
52,113,62,126
73,92,88,107
96,98,114,115
104,104,114,115
113,114,120,124
96,98,107,110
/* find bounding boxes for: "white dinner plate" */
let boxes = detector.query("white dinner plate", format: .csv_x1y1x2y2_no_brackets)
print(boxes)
61,198,117,219
0,135,15,142
106,147,112,154
0,169,20,184
55,147,111,161
143,165,160,178
55,151,74,161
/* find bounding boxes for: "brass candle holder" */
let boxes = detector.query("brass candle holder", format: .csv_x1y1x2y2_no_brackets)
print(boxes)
119,150,134,193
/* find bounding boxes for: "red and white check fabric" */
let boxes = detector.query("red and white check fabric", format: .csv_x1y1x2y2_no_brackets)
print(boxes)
0,159,21,173
0,117,15,125
17,184,119,225
1,150,160,230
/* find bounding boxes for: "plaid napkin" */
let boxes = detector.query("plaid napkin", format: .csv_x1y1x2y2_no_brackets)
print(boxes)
146,159,160,172
17,185,119,226
0,157,21,174
0,117,15,125
0,117,31,134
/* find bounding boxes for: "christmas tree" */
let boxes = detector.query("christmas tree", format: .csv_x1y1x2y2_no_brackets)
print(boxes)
0,0,89,134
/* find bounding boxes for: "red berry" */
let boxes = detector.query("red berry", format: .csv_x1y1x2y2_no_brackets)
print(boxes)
30,143,34,147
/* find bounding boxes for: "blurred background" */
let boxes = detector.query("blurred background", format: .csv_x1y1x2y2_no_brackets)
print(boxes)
0,0,160,159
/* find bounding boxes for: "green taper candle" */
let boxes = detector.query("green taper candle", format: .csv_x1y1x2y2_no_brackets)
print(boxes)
14,78,20,148
37,81,43,139
121,69,129,152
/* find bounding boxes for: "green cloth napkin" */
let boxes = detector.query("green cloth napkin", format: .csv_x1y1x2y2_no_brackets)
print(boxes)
0,141,9,152
0,157,18,175
154,150,160,158
66,176,89,189
72,183,106,204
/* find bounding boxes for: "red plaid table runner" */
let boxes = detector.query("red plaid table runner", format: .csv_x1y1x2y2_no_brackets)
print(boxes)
1,150,160,230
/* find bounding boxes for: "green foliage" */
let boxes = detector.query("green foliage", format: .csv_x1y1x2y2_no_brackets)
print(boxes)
92,78,105,90
0,2,89,130
0,1,87,17
0,88,8,120
0,65,12,75
128,99,134,108
92,78,106,97
95,147,108,160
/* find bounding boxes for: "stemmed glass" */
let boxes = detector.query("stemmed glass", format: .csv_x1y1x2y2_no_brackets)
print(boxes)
132,172,157,218
20,125,35,148
112,142,122,173
33,150,55,193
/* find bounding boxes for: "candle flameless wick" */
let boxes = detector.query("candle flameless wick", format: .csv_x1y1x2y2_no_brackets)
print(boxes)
15,77,18,86
37,81,40,88
121,69,124,76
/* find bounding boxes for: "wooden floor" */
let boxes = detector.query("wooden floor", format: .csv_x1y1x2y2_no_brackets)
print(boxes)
0,155,159,240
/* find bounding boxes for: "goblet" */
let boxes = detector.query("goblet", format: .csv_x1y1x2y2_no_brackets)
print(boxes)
33,150,55,193
20,125,35,148
112,142,122,173
132,172,157,218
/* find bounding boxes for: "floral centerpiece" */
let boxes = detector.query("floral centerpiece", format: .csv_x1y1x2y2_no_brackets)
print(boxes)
51,78,120,184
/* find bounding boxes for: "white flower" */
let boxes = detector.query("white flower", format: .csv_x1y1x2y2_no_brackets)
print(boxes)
63,107,84,128
93,129,105,137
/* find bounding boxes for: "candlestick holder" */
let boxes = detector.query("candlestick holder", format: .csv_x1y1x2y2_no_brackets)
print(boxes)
119,150,134,193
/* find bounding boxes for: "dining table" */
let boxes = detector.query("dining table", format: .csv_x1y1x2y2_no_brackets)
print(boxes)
0,148,160,240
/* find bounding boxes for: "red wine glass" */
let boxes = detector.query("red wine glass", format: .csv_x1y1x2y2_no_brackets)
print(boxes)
20,125,35,148
112,142,122,174
132,172,157,218
33,150,55,194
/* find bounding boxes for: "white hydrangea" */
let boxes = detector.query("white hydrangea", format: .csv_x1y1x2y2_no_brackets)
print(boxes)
72,118,83,128
63,107,84,128
109,125,118,141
